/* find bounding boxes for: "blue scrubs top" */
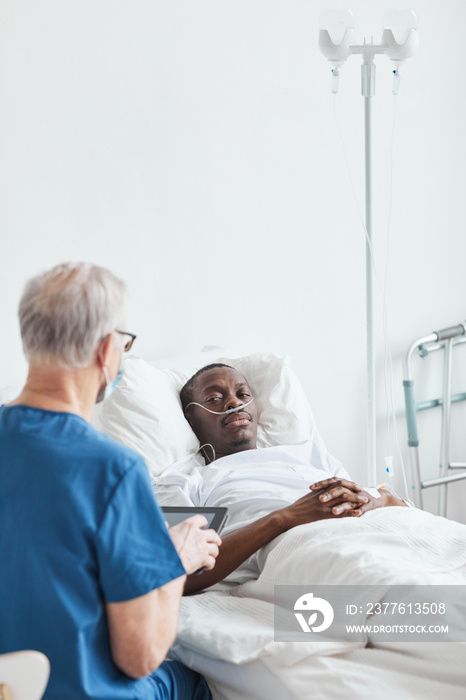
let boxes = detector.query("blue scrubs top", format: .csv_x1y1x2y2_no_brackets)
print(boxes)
0,405,186,700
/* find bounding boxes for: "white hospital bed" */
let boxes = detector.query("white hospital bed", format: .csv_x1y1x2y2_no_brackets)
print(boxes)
89,348,466,700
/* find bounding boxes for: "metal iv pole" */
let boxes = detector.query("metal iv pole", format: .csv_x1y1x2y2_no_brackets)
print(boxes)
362,57,377,484
319,12,418,484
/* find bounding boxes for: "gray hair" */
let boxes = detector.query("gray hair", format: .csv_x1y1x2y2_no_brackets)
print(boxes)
19,262,127,367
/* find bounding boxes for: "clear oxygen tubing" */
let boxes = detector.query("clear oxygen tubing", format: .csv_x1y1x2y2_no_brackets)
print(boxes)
332,93,410,500
184,396,255,415
198,443,216,462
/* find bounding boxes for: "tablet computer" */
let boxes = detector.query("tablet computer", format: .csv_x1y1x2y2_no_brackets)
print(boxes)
161,506,228,534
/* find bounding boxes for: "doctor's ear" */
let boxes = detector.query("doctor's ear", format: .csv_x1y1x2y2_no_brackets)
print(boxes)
96,333,115,367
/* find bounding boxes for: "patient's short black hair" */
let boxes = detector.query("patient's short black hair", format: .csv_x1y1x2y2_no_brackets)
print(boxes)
180,363,235,412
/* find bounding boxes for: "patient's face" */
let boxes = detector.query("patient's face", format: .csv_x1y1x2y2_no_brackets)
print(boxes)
185,367,258,461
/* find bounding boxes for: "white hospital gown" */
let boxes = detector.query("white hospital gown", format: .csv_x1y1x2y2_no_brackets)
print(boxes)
155,440,351,582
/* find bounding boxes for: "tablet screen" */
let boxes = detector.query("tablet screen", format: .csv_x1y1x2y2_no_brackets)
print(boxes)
161,506,228,533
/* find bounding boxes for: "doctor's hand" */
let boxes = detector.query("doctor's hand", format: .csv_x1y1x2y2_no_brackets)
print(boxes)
169,515,222,576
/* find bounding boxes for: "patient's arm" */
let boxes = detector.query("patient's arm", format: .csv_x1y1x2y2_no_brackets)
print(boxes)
184,478,369,594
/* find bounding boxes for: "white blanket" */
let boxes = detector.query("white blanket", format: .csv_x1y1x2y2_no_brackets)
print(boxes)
176,506,466,698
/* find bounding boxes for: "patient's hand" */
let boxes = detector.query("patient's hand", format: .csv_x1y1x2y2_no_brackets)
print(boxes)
279,478,369,529
351,488,408,515
309,477,369,516
169,515,222,576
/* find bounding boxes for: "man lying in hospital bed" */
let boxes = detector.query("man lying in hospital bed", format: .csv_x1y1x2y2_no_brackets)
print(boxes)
93,351,466,700
155,362,410,594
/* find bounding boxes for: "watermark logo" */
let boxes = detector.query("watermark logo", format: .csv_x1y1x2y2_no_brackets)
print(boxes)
294,592,334,633
276,585,464,643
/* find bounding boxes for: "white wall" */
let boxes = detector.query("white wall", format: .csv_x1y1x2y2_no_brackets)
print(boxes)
1,1,465,520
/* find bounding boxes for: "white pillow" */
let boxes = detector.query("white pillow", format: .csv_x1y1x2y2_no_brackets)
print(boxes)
92,357,198,476
92,352,325,478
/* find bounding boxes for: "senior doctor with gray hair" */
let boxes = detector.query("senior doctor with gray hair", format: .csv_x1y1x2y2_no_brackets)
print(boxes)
0,262,220,700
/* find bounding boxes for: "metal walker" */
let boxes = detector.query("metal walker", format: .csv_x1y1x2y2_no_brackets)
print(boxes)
403,322,466,515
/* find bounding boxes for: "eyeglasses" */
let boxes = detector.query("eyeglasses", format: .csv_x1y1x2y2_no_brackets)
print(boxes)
115,330,137,352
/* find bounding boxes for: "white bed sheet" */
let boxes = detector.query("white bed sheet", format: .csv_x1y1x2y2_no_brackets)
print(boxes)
171,645,297,700
173,641,466,700
174,506,466,699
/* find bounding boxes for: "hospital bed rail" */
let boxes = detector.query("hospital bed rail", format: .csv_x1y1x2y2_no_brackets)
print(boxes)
403,322,466,515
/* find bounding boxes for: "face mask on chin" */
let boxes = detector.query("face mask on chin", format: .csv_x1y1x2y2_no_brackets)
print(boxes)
96,364,124,404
